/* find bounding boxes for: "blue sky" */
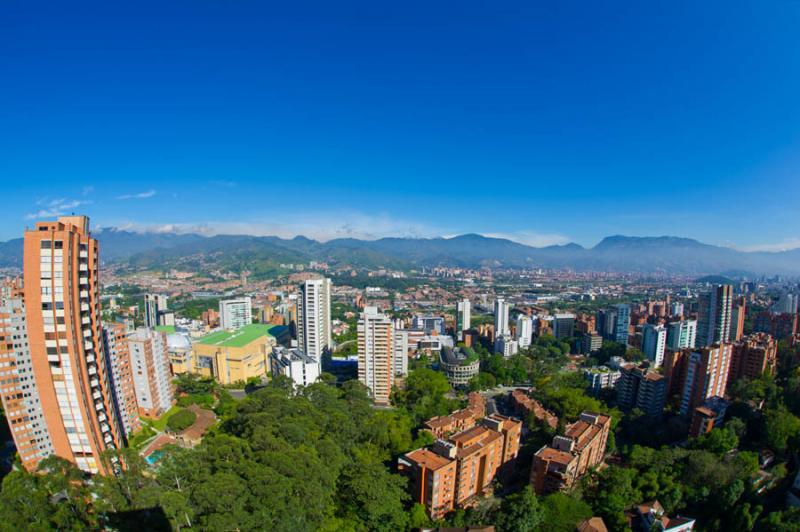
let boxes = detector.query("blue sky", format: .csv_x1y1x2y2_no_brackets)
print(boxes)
2,1,800,250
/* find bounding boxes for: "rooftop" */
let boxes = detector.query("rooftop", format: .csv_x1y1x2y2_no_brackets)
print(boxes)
154,325,176,333
197,323,286,348
405,448,454,470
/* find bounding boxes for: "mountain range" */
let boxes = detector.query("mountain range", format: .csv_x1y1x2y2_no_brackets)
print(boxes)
0,229,798,276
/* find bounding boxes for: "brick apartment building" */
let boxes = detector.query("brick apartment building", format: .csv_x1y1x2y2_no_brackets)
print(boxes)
530,412,611,494
399,413,522,519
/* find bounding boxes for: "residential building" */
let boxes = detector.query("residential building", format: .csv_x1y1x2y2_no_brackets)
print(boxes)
670,302,685,318
128,328,175,418
666,320,697,350
400,412,521,519
393,326,409,377
494,298,510,337
509,389,558,429
0,282,55,471
774,292,800,314
642,324,667,367
494,334,518,357
632,501,695,532
456,299,471,341
439,346,480,387
413,314,446,336
679,344,733,416
398,448,458,519
729,297,746,342
728,333,778,386
584,366,621,396
11,216,123,474
297,278,331,374
219,297,253,330
270,346,320,387
516,315,533,347
102,323,141,437
689,396,729,438
358,307,394,405
193,324,288,385
616,364,667,418
552,313,576,340
755,311,798,341
423,393,486,439
530,412,611,494
598,305,630,345
697,285,733,347
581,332,603,354
144,293,168,329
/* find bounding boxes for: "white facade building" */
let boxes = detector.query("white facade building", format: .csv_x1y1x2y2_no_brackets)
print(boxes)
667,320,697,350
297,278,331,373
642,324,667,367
144,293,168,329
516,315,533,348
494,334,518,357
219,297,253,330
128,328,174,417
494,298,510,337
456,299,471,340
270,346,320,387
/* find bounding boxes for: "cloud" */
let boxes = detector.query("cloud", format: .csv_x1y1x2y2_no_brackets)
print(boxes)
481,230,571,247
116,189,156,200
735,238,800,253
108,212,453,242
26,198,93,220
104,213,572,248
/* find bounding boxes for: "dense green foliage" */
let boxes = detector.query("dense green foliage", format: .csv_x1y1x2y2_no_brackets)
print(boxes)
166,409,197,432
0,380,417,531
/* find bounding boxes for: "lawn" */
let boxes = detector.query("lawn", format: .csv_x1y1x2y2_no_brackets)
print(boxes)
143,404,183,432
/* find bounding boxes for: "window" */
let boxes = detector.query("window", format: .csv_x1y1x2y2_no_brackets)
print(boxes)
53,241,63,249
40,240,51,249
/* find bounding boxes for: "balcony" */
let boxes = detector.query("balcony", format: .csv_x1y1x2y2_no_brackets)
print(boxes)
95,401,104,411
80,290,89,299
79,264,88,272
84,340,93,350
80,303,90,312
81,316,90,325
79,277,88,285
90,378,99,387
79,250,88,258
92,390,101,400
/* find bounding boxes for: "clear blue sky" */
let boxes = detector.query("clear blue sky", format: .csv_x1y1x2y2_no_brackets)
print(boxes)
2,1,800,250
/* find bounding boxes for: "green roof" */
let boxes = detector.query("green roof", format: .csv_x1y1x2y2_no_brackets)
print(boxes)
154,325,176,334
197,323,285,348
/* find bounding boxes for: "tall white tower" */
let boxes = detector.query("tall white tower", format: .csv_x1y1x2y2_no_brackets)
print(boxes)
297,278,332,373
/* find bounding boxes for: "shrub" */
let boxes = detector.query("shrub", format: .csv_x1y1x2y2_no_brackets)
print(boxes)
167,408,197,432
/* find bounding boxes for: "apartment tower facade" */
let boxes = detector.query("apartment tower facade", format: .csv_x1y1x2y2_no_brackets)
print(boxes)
297,278,332,373
19,216,123,474
357,306,394,405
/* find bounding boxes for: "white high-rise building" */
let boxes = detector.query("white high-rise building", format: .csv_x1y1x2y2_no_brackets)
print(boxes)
297,278,332,373
456,300,471,341
642,324,667,367
393,327,409,377
219,297,253,330
128,328,175,418
358,307,395,405
144,294,168,328
667,320,697,350
494,298,510,337
516,315,533,348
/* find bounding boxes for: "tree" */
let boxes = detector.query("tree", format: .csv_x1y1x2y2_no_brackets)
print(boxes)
167,409,197,432
690,427,738,456
495,486,543,532
763,405,800,453
541,492,593,531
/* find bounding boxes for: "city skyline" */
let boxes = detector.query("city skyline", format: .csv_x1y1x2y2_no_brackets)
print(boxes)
3,2,800,250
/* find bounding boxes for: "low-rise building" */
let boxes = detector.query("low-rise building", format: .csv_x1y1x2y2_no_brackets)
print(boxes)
509,389,558,429
439,345,480,387
270,346,320,387
584,366,621,396
530,412,611,494
631,501,695,531
193,324,289,385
